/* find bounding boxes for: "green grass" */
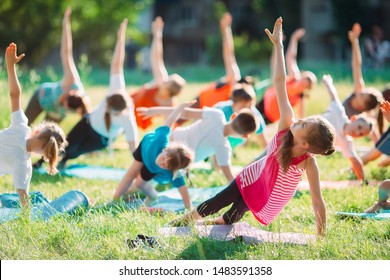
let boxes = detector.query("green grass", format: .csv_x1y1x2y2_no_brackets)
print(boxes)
0,65,389,260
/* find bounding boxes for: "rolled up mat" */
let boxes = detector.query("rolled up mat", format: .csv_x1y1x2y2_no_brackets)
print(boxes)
0,190,89,223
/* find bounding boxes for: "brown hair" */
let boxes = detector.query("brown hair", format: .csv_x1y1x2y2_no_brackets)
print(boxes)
231,84,256,104
165,74,186,97
164,143,193,173
105,94,128,131
67,95,89,116
35,121,68,175
277,116,335,173
231,108,258,135
360,87,384,134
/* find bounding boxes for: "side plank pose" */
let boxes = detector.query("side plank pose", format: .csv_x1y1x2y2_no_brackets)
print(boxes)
342,23,383,139
25,7,91,125
322,74,372,182
113,102,194,209
168,18,336,237
39,19,138,169
361,101,390,167
130,16,186,130
1,43,67,207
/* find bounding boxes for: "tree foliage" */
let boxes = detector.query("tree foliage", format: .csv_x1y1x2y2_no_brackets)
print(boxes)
0,0,152,68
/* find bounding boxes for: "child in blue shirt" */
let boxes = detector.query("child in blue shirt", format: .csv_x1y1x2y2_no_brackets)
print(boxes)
113,102,194,209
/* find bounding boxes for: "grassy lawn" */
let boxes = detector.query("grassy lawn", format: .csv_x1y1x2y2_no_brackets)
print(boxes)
0,65,389,260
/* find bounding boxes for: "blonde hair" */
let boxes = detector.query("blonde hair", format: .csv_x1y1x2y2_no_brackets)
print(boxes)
165,74,186,97
34,121,68,175
277,116,335,173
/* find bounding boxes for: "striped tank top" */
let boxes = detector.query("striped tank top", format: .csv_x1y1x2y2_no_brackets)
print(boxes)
236,128,309,225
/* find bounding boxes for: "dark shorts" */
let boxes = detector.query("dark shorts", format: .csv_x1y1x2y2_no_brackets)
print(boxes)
376,127,390,156
133,140,157,181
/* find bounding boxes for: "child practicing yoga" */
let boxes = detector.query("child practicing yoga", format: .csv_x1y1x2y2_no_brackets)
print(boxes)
1,43,67,207
343,23,383,139
25,7,91,125
130,16,186,130
113,102,194,209
169,18,336,236
322,74,373,182
361,100,390,167
37,19,138,170
364,179,390,213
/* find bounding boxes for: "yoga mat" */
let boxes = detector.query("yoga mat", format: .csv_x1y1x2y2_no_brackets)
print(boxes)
336,210,390,220
126,186,227,213
0,190,89,223
159,222,315,245
0,191,49,208
62,164,127,181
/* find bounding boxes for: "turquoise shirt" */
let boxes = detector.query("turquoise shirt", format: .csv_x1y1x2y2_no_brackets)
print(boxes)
141,126,185,188
214,100,266,149
37,81,84,121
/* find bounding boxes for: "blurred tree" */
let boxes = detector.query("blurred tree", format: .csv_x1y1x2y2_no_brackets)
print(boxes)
0,0,152,68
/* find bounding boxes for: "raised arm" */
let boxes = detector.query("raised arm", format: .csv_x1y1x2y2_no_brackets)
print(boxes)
164,101,197,127
150,16,169,84
5,43,25,113
265,17,294,130
136,105,203,121
305,158,326,236
61,7,81,88
348,23,365,93
348,156,365,181
220,13,241,84
110,19,128,75
286,28,305,79
322,74,340,102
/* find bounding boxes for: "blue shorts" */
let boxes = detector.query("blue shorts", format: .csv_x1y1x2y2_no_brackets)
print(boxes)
376,126,390,155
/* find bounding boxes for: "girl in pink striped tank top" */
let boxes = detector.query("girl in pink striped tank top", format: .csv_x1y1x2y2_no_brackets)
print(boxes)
169,18,336,236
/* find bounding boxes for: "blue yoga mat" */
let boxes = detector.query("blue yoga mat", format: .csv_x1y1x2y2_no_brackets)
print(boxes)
0,191,49,208
127,186,226,213
0,190,89,223
336,210,390,220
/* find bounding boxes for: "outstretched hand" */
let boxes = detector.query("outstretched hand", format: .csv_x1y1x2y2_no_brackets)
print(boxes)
322,74,333,85
291,28,305,41
118,18,128,37
5,43,25,66
220,12,232,29
136,107,153,120
348,23,361,42
152,16,164,34
380,100,390,122
265,17,283,46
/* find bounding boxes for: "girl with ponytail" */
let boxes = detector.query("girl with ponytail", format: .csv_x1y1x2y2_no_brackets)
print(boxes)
0,43,67,208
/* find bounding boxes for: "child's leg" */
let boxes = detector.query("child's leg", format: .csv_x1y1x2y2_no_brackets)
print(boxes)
169,179,242,226
113,160,143,200
25,89,43,126
365,179,390,213
60,117,107,166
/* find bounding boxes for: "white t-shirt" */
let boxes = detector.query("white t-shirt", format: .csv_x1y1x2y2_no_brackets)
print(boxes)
322,100,357,158
0,110,32,190
89,73,138,143
172,107,232,166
